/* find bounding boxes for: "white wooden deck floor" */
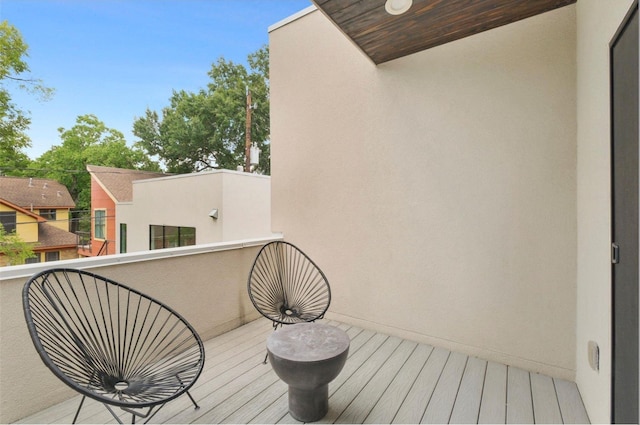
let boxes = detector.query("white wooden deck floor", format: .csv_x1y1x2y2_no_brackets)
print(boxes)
16,319,590,424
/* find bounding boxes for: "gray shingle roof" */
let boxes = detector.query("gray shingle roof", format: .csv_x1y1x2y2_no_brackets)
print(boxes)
37,222,77,248
0,176,75,208
87,165,168,202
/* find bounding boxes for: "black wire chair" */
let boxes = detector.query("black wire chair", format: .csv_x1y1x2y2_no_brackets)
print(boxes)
247,241,331,362
22,268,205,424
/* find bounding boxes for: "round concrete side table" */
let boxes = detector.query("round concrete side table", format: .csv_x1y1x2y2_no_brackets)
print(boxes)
267,323,350,422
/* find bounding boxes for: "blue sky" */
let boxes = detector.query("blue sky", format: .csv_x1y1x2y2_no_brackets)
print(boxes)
1,0,311,159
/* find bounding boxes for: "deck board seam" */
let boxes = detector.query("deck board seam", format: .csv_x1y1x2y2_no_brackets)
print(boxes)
477,357,490,424
528,371,535,424
362,342,421,424
339,339,418,424
389,344,436,424
552,377,565,424
328,334,390,401
419,350,452,423
448,355,470,424
329,335,394,423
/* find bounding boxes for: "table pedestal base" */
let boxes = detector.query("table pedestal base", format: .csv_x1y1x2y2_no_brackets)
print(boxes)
288,384,328,422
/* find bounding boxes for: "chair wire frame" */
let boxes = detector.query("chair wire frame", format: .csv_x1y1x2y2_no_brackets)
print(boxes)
247,241,331,361
22,268,205,424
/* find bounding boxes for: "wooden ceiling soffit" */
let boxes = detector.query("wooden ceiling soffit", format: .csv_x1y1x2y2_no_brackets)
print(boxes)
312,0,576,64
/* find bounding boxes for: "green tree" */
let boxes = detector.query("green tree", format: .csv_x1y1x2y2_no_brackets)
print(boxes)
0,21,52,175
134,46,270,174
0,226,35,266
34,114,160,212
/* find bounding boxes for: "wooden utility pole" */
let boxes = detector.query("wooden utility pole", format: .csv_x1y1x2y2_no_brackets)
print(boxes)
244,87,252,172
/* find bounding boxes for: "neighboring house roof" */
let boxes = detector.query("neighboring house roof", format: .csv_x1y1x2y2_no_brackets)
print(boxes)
36,222,77,249
87,165,168,203
0,176,75,208
0,199,46,222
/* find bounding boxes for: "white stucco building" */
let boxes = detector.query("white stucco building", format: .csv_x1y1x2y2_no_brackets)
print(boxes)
117,170,272,253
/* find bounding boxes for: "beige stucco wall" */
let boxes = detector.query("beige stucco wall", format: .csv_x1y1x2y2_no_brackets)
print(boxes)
575,0,635,422
270,6,577,379
221,171,272,241
0,239,275,423
118,170,271,253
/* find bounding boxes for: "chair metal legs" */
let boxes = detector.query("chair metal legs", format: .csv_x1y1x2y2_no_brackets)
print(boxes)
72,396,86,424
185,390,200,410
71,391,199,424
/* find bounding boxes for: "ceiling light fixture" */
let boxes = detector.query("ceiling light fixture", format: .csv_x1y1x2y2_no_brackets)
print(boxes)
385,0,412,15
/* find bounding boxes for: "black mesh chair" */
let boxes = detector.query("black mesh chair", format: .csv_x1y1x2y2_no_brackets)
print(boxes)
247,241,331,361
23,268,205,424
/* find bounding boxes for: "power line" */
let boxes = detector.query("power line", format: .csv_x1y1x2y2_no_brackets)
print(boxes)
0,166,170,175
6,215,115,227
0,167,87,174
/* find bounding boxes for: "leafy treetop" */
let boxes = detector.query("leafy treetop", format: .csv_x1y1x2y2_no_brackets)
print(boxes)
134,45,270,174
33,114,160,212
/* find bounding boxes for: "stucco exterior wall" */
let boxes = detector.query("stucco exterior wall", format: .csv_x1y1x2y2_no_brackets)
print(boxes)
117,170,271,253
575,0,635,422
221,172,272,241
270,6,577,378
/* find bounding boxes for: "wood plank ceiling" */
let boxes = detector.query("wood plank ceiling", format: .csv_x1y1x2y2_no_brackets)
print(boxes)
311,0,576,64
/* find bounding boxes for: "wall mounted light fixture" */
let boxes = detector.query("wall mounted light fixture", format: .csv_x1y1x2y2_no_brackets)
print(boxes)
209,209,219,220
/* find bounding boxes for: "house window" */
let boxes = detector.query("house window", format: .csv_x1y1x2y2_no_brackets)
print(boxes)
45,251,60,262
120,223,127,254
0,211,17,233
180,227,196,246
25,256,40,264
39,209,56,221
94,210,106,240
149,225,196,250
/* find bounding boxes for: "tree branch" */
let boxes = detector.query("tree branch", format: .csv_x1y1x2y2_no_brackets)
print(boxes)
6,75,37,83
